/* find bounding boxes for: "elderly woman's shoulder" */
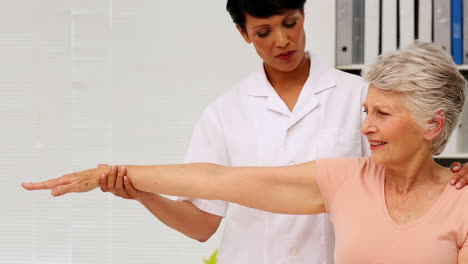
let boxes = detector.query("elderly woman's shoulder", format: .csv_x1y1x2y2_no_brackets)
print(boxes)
327,156,381,172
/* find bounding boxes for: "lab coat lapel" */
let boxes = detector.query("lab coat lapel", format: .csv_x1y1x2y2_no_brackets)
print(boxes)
247,67,293,117
266,95,292,117
288,57,336,128
246,54,337,118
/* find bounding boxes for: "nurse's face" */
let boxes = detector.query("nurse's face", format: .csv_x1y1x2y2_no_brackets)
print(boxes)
238,10,307,73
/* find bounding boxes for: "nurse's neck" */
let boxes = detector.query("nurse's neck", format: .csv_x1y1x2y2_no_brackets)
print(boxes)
264,55,310,112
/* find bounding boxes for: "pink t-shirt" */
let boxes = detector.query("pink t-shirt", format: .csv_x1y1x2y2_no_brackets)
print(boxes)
315,157,468,263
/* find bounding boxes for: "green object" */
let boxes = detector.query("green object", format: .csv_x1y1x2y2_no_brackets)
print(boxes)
202,249,218,264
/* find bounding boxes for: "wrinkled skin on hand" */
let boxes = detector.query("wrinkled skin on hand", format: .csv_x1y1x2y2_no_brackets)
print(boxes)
22,167,107,196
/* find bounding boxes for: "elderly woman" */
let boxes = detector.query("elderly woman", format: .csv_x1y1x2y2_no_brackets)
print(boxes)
23,42,468,262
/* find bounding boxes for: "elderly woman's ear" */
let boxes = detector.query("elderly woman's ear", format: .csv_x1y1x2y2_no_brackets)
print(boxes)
424,110,446,141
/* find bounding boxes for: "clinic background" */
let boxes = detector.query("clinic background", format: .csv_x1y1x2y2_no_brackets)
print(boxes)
0,1,335,263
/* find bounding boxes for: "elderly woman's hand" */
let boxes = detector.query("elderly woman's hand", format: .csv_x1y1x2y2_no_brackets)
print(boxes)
22,167,107,196
450,162,468,189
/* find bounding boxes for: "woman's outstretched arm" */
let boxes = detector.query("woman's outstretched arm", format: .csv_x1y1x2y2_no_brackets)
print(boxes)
22,162,325,215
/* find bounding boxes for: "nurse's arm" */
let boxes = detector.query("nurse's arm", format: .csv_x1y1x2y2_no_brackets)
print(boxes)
22,162,325,215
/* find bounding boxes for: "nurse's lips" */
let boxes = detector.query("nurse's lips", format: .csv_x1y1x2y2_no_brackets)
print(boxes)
276,50,296,60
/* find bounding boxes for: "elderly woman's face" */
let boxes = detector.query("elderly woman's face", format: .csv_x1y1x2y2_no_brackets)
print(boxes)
361,85,428,167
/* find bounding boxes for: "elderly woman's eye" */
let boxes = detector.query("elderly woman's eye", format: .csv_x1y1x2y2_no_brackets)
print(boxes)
378,111,389,116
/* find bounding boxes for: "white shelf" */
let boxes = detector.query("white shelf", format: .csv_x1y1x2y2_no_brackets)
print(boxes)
337,64,468,71
456,65,468,71
336,64,364,70
435,153,468,159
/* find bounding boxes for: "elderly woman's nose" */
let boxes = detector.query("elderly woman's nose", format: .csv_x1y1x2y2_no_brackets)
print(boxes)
360,116,375,135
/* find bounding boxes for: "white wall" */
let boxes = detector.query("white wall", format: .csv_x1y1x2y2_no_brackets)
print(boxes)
0,0,336,263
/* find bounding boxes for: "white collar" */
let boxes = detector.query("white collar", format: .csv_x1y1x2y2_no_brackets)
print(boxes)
246,52,336,97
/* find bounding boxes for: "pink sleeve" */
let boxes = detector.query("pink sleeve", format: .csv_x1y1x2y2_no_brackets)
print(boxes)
315,158,362,213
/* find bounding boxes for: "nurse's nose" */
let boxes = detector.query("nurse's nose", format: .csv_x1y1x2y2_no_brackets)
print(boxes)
275,29,289,48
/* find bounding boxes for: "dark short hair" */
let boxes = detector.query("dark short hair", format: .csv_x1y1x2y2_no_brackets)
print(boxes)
226,0,307,31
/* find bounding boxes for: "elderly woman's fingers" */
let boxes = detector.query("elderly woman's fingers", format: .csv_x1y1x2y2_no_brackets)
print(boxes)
51,179,96,196
22,176,70,191
23,168,101,196
51,184,75,197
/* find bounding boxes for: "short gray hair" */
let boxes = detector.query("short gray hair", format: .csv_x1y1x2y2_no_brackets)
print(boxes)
362,42,466,155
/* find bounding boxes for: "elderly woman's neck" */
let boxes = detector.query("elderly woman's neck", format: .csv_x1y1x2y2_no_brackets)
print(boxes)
384,155,450,194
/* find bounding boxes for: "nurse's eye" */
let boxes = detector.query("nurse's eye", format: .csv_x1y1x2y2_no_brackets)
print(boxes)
257,30,270,38
284,20,297,28
363,108,368,114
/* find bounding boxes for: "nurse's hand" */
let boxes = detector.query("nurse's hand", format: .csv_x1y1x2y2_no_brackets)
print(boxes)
99,164,150,201
450,162,468,189
22,167,107,196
